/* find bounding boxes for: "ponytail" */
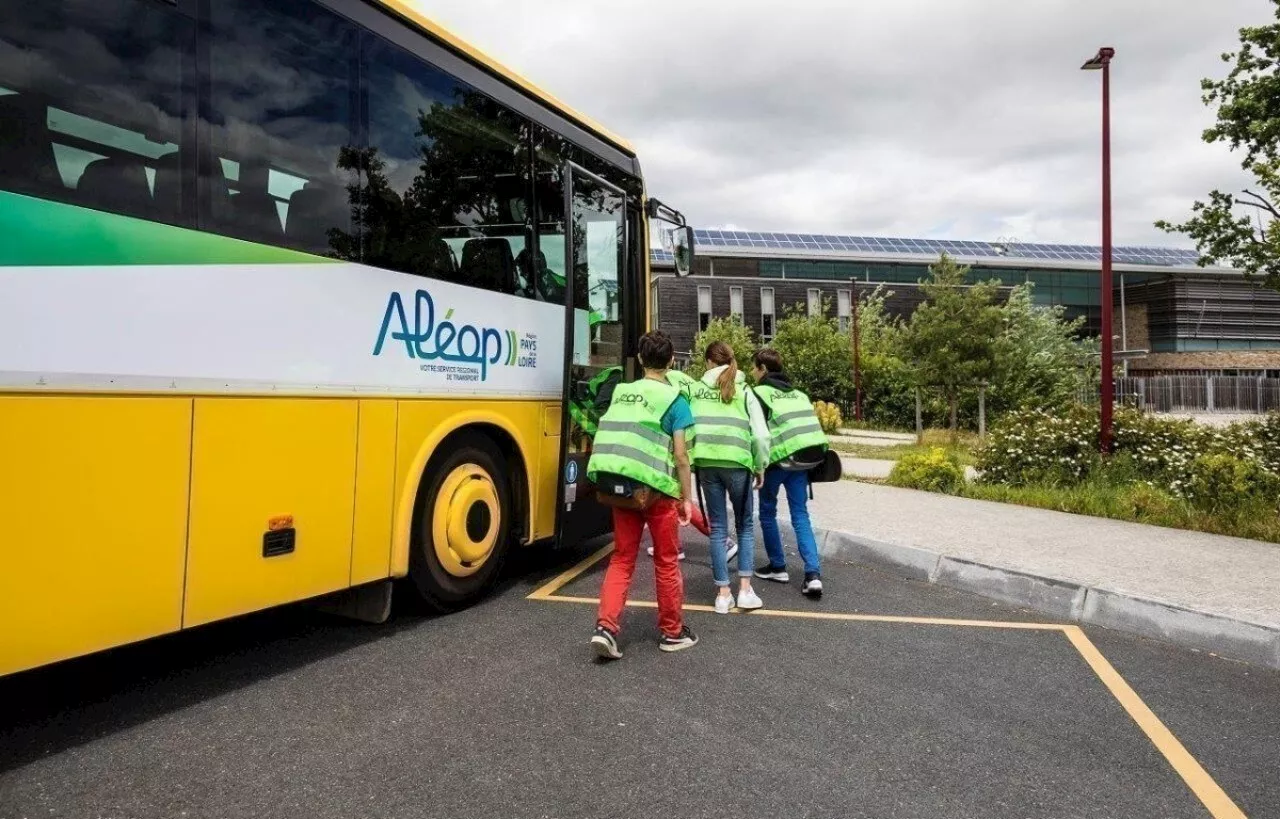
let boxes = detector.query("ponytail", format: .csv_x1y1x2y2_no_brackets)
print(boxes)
717,359,738,403
704,341,738,404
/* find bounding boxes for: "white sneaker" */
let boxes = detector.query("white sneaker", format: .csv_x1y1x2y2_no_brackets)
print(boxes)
714,593,734,614
725,538,739,563
736,587,764,610
647,545,686,560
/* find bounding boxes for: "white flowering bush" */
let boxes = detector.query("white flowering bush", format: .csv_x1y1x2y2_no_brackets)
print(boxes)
975,406,1100,486
978,408,1280,508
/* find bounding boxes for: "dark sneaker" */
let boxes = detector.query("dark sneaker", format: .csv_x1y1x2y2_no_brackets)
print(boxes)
802,572,824,599
659,625,699,653
591,625,622,660
755,564,790,583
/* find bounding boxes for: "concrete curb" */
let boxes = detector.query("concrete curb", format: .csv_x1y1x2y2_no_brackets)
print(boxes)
806,526,1280,670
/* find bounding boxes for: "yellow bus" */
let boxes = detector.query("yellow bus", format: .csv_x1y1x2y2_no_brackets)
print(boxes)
0,0,693,677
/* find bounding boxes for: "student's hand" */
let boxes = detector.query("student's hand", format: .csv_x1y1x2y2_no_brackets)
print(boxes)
678,500,692,526
754,473,764,489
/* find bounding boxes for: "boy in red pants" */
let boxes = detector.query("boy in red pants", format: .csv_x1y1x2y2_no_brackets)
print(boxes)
588,332,698,659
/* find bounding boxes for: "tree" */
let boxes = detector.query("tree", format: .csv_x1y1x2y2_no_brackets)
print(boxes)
902,254,1003,430
1157,4,1280,291
853,287,916,428
989,284,1097,416
687,317,757,379
771,301,854,404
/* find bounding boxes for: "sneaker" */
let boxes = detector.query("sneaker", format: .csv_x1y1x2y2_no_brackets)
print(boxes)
647,545,687,561
725,537,739,564
755,564,790,583
659,625,699,652
713,592,734,615
591,625,622,660
803,573,824,599
736,586,764,610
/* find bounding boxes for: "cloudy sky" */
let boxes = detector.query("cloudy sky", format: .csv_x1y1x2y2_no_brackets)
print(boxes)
413,0,1264,247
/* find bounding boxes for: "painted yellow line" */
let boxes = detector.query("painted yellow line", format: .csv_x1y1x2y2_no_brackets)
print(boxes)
1064,626,1247,819
539,594,1068,630
526,542,614,600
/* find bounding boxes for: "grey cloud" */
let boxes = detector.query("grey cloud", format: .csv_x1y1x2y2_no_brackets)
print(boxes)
415,0,1263,245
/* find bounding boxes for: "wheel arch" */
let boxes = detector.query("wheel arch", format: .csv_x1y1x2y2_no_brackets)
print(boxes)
392,414,535,579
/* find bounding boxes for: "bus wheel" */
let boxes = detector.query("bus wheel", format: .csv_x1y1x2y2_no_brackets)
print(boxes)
409,433,512,612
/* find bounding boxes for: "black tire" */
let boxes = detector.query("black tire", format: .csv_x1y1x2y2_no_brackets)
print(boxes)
408,432,512,612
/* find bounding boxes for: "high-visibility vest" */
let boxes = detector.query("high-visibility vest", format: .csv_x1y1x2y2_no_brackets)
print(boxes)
753,384,829,465
571,366,622,437
687,380,754,470
587,378,682,498
665,369,697,397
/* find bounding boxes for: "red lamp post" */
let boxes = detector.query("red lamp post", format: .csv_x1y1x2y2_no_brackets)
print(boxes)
1082,46,1116,454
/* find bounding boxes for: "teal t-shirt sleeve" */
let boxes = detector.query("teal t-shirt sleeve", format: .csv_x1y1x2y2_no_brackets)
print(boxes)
662,395,695,437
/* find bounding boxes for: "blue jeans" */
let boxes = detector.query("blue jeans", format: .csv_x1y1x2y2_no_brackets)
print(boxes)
700,467,756,586
759,467,821,576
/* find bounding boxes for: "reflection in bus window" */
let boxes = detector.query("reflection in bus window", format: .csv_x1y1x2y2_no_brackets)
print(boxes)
0,0,190,226
362,34,532,297
204,0,355,254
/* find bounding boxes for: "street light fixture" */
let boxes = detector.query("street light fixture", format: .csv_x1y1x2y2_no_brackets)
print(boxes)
1082,46,1116,454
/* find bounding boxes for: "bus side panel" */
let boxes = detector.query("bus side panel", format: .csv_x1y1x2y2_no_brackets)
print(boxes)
350,400,397,586
184,398,358,628
392,400,543,577
533,403,562,541
0,396,191,677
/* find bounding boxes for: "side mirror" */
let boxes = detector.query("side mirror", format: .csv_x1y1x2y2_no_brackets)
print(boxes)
668,226,694,277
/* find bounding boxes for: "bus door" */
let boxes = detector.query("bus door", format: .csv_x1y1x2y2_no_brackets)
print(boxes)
556,162,628,546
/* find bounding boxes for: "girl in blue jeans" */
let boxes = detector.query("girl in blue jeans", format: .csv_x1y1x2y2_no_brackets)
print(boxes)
688,342,771,613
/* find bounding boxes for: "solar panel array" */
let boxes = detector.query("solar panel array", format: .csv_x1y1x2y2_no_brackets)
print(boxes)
673,229,1203,267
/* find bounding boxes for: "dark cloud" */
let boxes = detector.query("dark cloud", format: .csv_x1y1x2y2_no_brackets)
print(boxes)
415,0,1263,245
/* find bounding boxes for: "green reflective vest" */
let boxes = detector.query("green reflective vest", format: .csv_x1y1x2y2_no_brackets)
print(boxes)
587,377,682,497
665,369,697,397
571,366,623,437
687,381,754,470
753,385,829,465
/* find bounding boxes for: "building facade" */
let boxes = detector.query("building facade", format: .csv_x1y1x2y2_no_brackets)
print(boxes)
651,230,1280,377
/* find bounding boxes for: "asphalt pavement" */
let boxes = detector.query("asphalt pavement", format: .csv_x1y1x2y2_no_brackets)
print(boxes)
1,531,1277,819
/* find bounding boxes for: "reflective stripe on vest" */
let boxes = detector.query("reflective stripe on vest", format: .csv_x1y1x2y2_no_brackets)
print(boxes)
587,378,682,497
687,381,754,470
754,385,829,465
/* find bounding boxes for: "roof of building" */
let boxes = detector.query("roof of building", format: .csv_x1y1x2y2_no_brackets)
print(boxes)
650,228,1234,274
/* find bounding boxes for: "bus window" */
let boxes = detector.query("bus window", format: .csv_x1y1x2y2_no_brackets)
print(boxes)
364,34,532,297
0,0,191,226
203,0,355,256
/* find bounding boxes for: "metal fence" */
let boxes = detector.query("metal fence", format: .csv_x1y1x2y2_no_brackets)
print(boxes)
1077,376,1280,414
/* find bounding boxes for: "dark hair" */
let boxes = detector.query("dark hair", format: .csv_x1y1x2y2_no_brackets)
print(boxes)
638,331,674,370
754,347,783,374
704,341,738,403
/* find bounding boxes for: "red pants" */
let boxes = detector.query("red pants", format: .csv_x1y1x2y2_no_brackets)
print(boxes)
597,498,684,638
688,503,710,537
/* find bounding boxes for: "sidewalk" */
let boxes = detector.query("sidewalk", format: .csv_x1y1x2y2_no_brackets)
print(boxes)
839,455,978,481
777,480,1280,669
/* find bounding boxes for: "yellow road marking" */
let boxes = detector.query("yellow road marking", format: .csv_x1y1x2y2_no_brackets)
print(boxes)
540,593,1068,630
526,542,615,600
1064,626,1247,819
527,543,1247,816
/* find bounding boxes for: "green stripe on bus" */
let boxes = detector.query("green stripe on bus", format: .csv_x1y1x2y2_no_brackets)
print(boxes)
0,191,337,267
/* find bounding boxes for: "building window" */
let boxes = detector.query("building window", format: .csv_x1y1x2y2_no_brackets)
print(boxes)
761,287,775,342
697,285,712,331
838,289,851,334
651,282,659,330
807,288,821,318
729,286,743,322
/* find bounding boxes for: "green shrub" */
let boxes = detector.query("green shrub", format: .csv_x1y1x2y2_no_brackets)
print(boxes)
975,406,1100,486
813,400,843,434
1183,453,1280,515
887,448,966,494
